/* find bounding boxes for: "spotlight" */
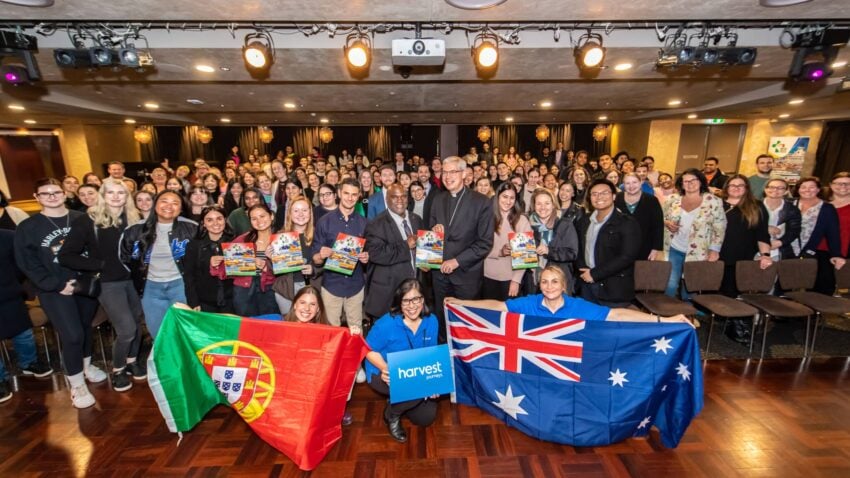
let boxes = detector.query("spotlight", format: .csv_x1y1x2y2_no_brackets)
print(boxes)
575,32,606,69
54,48,91,68
657,46,757,68
0,30,41,83
344,33,371,70
119,47,140,67
788,46,837,82
471,32,499,76
89,47,115,66
1,65,28,84
242,32,275,78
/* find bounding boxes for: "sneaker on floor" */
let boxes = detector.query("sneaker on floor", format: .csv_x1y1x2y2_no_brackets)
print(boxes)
111,370,132,392
355,367,366,384
0,381,12,404
70,384,95,409
342,410,353,426
124,361,147,381
21,361,54,378
84,364,108,384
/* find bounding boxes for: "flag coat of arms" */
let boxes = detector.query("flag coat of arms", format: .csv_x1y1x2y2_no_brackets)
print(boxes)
148,306,369,470
447,304,703,448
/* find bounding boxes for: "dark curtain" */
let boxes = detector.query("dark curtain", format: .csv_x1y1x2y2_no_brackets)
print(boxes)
238,127,268,160
178,126,214,165
293,127,321,158
139,126,163,163
368,126,393,161
813,121,850,181
572,123,610,157
457,124,573,160
492,125,518,154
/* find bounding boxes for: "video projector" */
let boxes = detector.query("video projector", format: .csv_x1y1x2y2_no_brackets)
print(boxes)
391,39,446,66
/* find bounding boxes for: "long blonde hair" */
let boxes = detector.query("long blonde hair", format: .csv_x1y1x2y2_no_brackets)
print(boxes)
283,196,314,246
89,178,141,228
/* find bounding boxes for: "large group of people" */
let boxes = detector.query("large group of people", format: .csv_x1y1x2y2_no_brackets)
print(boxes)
2,141,848,442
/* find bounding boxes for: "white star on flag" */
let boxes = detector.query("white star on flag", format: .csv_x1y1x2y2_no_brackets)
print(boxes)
661,385,668,392
608,368,629,387
492,385,529,420
637,416,652,429
652,336,674,354
676,362,692,381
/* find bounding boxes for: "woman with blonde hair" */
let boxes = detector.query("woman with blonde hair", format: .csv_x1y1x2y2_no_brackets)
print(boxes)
58,178,146,393
273,196,320,314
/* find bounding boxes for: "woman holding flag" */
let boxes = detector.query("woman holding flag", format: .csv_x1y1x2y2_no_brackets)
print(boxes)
446,266,693,324
364,278,440,443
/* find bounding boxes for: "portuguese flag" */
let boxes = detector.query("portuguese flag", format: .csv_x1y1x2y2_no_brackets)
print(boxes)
147,306,369,471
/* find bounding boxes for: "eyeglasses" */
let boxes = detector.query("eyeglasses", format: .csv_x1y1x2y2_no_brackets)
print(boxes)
589,191,612,198
36,191,64,198
320,192,335,197
832,182,850,188
681,178,700,184
443,169,463,176
401,296,424,306
765,186,787,191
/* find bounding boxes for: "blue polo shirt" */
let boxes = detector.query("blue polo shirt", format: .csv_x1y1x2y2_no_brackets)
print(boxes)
314,208,367,297
364,312,439,383
505,294,610,321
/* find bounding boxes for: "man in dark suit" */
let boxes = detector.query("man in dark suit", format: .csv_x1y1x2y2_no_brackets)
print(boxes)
539,146,553,168
367,165,397,219
577,179,641,308
416,164,439,227
364,184,424,319
392,151,412,173
429,156,494,341
552,142,566,168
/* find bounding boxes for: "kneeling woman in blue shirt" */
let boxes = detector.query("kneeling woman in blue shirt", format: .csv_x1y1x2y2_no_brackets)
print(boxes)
447,265,693,325
365,278,439,443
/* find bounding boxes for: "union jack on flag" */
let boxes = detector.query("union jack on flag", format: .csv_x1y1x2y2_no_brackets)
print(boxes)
447,304,585,382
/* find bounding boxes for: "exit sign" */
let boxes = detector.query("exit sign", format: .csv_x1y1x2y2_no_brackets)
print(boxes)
707,118,725,124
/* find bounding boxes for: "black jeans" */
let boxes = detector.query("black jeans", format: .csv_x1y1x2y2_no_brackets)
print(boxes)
233,276,279,317
368,374,437,427
38,292,98,376
98,280,143,369
432,273,481,342
481,277,511,302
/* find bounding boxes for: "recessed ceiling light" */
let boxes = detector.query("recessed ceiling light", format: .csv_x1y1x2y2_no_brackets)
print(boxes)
143,102,159,109
8,104,25,111
598,115,608,121
24,119,36,124
770,119,778,123
832,60,847,68
124,119,136,124
219,66,231,71
687,114,698,119
540,101,552,108
319,118,329,124
220,117,231,123
283,102,296,109
614,62,632,71
778,113,790,118
378,65,392,71
195,64,215,73
186,98,205,105
788,98,804,105
505,117,514,122
668,99,682,106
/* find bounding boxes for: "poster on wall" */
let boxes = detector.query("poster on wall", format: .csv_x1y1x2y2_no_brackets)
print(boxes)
768,136,809,182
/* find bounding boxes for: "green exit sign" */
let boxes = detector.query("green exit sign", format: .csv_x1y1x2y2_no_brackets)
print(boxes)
708,118,725,124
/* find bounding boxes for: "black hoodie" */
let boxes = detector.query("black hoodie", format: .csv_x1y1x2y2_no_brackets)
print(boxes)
14,211,83,292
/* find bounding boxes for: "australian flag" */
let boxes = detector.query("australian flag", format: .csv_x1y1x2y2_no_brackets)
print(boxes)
447,304,703,448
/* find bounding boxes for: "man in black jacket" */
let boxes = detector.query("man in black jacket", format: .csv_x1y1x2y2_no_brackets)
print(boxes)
577,179,641,307
429,156,494,341
703,157,728,195
364,184,424,319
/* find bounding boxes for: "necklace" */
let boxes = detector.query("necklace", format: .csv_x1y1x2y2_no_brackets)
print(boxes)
41,212,69,232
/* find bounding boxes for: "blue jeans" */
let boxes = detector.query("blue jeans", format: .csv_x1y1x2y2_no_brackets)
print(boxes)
142,278,186,339
0,329,37,381
665,248,689,299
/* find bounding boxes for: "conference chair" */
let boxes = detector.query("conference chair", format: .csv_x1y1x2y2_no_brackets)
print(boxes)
634,260,697,317
736,261,813,359
682,260,758,357
778,259,850,355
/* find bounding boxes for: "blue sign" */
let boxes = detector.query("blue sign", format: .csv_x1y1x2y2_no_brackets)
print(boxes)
387,344,455,404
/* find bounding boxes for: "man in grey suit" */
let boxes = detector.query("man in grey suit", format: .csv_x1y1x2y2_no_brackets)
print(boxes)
364,183,424,319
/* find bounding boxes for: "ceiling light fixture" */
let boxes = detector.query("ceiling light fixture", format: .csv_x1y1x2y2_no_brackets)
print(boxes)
668,99,682,106
614,62,633,71
592,124,608,142
283,102,296,109
0,31,41,83
504,117,513,122
319,118,329,124
759,0,812,6
444,0,509,9
124,119,136,124
242,31,275,79
477,125,492,142
23,119,36,124
220,117,231,123
471,32,499,77
133,126,152,144
258,126,274,143
535,124,550,142
319,126,334,143
832,60,847,68
789,98,805,105
598,115,608,121
540,101,552,108
143,102,159,109
778,113,790,118
575,32,606,69
687,114,698,119
197,126,213,144
8,104,25,111
195,64,215,73
344,32,372,72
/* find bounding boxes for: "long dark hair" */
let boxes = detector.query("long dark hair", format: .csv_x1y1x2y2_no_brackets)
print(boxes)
284,285,328,325
493,181,523,234
137,190,185,260
723,174,763,229
222,179,245,215
244,203,273,243
196,205,234,240
389,278,430,318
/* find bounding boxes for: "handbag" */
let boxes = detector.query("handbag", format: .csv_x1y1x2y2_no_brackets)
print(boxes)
73,273,102,298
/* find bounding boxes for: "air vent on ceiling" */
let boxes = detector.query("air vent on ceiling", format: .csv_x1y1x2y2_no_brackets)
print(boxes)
445,0,508,9
0,0,54,6
759,0,813,7
186,99,205,105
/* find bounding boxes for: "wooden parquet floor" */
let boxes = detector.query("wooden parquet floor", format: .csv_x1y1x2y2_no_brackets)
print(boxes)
1,358,849,477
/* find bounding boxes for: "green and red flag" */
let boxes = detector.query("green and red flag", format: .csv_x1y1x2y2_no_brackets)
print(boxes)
147,306,369,471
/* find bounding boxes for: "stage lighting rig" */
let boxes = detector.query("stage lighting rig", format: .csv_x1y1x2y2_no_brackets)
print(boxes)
656,28,756,69
471,32,499,77
784,27,850,82
344,32,371,71
575,32,606,69
243,31,275,79
0,29,41,84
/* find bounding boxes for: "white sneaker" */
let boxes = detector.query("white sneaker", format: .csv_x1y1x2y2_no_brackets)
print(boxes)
84,364,108,384
70,384,95,409
355,367,366,384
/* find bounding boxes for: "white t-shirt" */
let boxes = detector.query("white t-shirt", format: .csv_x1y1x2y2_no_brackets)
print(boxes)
671,208,697,252
147,222,182,282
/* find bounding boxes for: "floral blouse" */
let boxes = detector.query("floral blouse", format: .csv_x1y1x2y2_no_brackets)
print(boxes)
662,193,727,261
794,200,822,256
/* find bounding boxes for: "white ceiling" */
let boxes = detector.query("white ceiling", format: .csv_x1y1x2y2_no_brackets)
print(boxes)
1,0,850,127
